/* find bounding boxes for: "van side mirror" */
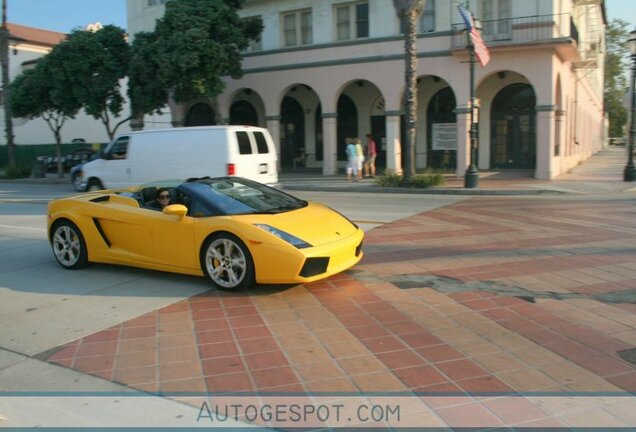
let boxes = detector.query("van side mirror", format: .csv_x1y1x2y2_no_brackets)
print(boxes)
163,204,188,218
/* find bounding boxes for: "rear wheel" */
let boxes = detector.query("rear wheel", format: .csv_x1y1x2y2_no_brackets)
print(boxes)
201,233,255,291
51,220,88,269
87,178,103,191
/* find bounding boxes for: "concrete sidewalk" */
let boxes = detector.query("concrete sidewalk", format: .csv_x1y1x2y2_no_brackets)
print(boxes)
281,146,634,195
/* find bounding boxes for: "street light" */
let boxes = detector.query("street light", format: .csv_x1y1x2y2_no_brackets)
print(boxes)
624,28,636,182
464,18,481,188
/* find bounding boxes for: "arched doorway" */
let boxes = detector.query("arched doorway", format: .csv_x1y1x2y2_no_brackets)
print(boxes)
280,96,305,169
185,103,216,126
491,83,536,169
230,101,258,126
337,95,358,162
427,87,457,170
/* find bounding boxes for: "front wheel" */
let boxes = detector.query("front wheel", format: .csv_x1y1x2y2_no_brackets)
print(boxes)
72,173,83,191
51,220,88,269
201,233,255,291
87,178,103,191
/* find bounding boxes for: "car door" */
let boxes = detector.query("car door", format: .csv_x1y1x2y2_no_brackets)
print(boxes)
108,205,198,270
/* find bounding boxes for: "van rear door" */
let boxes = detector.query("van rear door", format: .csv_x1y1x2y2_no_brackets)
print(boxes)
231,130,278,185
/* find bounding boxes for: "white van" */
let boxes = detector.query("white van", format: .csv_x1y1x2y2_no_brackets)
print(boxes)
78,126,278,191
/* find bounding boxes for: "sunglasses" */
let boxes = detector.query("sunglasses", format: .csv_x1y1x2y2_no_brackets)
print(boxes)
158,194,170,199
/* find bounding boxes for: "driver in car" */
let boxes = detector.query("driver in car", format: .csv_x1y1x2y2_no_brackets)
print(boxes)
150,188,171,210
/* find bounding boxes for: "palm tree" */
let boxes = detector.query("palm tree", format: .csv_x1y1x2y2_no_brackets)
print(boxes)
392,0,425,183
0,0,15,168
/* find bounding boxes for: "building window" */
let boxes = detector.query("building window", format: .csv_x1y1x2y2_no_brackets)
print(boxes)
481,0,511,39
147,0,167,6
282,9,312,47
335,2,369,41
420,0,435,33
244,16,262,52
249,36,262,52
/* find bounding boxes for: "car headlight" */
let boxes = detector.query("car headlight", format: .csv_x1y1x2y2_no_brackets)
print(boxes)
254,224,312,249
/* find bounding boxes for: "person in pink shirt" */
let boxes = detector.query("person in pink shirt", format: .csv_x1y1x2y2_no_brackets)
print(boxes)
364,133,377,178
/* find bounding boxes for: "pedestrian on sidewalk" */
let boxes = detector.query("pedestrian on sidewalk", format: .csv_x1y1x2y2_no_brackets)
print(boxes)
354,138,365,181
345,138,358,181
364,133,377,178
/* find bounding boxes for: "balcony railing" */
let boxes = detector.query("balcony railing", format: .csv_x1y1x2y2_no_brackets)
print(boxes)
451,13,577,50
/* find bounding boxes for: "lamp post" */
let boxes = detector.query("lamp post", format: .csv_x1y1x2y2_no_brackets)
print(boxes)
624,28,636,182
464,18,481,188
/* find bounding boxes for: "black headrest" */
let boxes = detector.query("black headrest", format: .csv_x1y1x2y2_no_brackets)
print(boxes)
141,186,157,204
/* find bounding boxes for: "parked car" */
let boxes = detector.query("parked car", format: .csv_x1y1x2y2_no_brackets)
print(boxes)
47,176,364,291
38,148,96,172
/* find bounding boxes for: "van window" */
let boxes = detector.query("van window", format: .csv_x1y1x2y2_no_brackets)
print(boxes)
236,131,253,155
107,137,129,159
254,132,269,154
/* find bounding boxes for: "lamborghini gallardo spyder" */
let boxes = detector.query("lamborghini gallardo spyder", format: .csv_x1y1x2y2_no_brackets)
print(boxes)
47,177,364,290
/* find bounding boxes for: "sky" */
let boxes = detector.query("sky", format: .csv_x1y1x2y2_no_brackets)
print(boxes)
9,0,127,33
606,0,636,27
5,0,636,34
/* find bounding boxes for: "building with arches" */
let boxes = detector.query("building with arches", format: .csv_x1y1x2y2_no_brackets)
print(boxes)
128,0,607,179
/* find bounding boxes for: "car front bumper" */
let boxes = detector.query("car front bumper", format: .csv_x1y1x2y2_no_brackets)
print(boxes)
251,228,364,284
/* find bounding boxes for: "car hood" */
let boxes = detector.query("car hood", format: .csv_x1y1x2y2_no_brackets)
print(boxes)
237,202,359,247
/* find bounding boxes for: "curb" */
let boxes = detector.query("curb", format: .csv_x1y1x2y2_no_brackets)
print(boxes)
0,178,71,185
1,178,570,195
281,184,569,196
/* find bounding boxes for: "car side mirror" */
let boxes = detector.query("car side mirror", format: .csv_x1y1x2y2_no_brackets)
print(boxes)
163,204,188,218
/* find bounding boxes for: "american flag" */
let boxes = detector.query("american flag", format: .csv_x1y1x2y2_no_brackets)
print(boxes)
457,4,490,67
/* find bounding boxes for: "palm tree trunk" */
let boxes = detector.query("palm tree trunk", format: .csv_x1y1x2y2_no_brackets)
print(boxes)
402,7,418,182
1,0,15,167
393,0,425,183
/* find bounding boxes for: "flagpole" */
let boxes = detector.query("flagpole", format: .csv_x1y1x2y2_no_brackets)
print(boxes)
464,37,479,188
456,3,488,188
464,19,480,189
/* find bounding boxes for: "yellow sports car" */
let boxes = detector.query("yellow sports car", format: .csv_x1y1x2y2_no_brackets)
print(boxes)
47,177,364,290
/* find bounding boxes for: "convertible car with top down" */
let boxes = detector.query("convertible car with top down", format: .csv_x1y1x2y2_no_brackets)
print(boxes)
47,177,364,290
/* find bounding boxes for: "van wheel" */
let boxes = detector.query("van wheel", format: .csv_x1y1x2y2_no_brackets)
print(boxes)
87,179,103,191
72,173,83,192
201,233,255,291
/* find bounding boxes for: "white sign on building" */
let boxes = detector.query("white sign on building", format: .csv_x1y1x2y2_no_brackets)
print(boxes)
431,123,457,150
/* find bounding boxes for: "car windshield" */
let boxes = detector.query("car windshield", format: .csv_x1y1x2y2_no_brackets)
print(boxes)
184,177,307,216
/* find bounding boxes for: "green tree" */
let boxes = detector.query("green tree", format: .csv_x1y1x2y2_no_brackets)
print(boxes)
55,25,130,140
149,0,262,104
605,19,630,138
10,57,81,177
393,0,425,183
128,31,168,126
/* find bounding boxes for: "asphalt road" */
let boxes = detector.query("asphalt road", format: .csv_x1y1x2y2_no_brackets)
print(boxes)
0,182,467,357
